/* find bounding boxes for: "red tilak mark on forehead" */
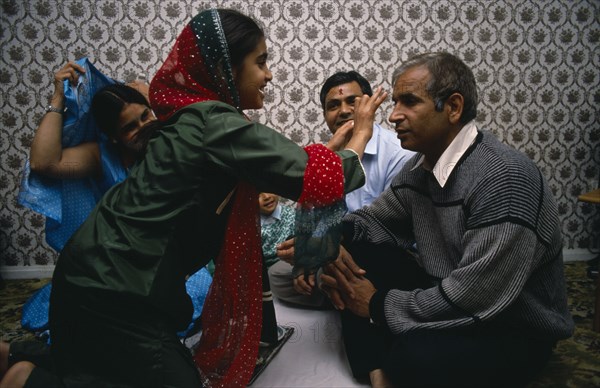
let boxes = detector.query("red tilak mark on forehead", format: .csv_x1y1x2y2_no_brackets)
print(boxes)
338,88,343,95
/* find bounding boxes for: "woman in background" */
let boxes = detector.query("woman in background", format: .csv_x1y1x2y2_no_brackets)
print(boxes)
21,60,159,252
30,70,156,179
6,61,209,388
3,63,161,388
49,8,385,387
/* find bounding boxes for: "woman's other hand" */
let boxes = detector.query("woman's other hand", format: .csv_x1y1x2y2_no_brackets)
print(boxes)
53,61,86,97
326,120,354,151
343,86,388,159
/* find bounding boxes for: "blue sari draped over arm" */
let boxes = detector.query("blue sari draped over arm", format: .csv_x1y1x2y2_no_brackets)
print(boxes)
17,58,127,251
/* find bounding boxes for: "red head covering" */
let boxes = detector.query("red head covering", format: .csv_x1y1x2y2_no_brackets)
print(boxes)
150,9,239,122
150,9,348,388
151,10,260,387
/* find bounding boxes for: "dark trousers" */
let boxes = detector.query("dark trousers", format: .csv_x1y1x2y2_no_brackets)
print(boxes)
49,280,202,388
8,340,61,388
261,259,279,344
340,241,554,387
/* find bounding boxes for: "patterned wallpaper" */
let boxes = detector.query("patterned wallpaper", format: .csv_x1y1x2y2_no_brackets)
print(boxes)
1,0,599,270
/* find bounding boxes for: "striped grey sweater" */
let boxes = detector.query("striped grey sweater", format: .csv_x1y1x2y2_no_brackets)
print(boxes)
343,130,574,341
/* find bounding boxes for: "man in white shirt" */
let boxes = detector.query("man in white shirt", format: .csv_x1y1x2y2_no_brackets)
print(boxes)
268,71,414,307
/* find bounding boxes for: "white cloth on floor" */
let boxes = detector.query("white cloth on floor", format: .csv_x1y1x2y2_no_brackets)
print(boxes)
250,297,369,387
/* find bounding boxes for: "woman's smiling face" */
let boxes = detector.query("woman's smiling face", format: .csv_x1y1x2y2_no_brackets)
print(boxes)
234,37,273,110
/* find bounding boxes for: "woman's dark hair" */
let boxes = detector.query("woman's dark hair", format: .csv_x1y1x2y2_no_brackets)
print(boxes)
218,9,265,69
91,83,150,137
319,71,373,109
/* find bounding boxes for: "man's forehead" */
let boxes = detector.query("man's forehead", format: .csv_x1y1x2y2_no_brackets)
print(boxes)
393,66,430,95
326,81,361,100
393,80,428,95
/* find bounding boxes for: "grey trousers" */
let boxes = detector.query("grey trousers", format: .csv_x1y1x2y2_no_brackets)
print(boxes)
267,260,331,308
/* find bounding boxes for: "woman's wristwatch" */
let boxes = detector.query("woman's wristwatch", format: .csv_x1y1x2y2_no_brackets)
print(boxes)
45,105,64,114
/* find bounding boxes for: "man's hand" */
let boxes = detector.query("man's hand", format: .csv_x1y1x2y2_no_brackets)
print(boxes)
293,272,316,295
338,273,376,318
320,246,368,310
276,238,295,265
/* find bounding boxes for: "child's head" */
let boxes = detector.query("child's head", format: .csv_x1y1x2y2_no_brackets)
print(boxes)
258,193,280,216
150,8,272,121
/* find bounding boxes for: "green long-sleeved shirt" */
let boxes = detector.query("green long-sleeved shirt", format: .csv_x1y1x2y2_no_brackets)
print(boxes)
53,101,365,330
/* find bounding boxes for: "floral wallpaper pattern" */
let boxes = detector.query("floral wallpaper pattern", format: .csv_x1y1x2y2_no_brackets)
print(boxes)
1,0,599,269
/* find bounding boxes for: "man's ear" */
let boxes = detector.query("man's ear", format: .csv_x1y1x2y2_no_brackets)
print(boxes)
446,93,464,125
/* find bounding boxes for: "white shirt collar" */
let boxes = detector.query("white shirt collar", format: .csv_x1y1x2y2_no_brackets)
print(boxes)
363,124,381,156
260,203,282,226
411,121,478,187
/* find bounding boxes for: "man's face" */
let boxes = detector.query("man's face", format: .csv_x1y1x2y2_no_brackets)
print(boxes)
389,65,453,163
323,81,363,133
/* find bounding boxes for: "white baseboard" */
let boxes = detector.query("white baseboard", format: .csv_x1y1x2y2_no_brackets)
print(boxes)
1,249,596,280
563,248,598,262
1,265,55,280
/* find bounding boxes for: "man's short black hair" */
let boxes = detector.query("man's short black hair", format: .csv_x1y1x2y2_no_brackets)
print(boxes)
319,71,372,109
